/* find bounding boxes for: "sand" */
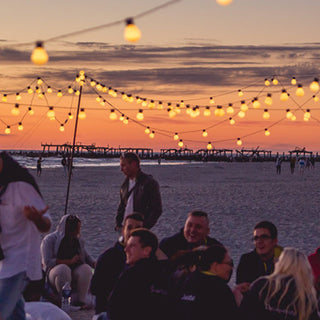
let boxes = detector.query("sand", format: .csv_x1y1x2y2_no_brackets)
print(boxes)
33,160,320,319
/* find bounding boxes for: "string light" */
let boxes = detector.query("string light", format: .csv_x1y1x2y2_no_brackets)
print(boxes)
18,122,23,131
280,90,289,101
263,109,270,119
59,124,65,132
264,94,272,106
226,103,234,114
68,86,73,94
149,130,155,139
57,90,63,97
124,18,141,43
28,107,34,115
202,129,208,137
31,41,49,65
157,101,163,110
141,99,148,107
203,106,211,117
238,110,246,118
264,79,270,86
216,0,232,5
291,77,297,85
207,142,213,150
237,138,242,146
2,94,7,102
4,126,11,134
286,109,293,119
123,117,129,125
304,109,311,121
78,108,86,119
291,114,297,121
313,95,319,102
209,97,215,104
240,101,248,112
168,108,176,118
47,107,55,119
119,114,125,121
11,103,20,116
38,92,44,99
238,89,243,97
174,133,179,140
16,93,21,101
27,86,33,94
136,109,144,121
296,84,304,97
68,112,74,120
37,77,43,85
272,78,278,85
309,78,319,92
109,109,117,120
145,127,150,134
252,98,261,109
229,117,235,125
47,86,52,93
178,139,184,148
264,128,270,136
148,100,155,108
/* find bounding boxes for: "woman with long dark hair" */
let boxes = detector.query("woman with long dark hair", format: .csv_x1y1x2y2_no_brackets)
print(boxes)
0,152,51,319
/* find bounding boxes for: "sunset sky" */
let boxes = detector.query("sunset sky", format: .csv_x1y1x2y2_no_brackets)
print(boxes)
1,0,320,152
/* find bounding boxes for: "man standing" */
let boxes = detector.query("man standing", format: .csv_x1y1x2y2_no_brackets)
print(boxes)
236,221,281,293
91,213,144,314
160,210,222,259
115,152,162,230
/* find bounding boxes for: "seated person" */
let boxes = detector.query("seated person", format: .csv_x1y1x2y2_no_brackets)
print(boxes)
90,212,144,314
308,247,320,293
160,210,222,259
174,245,238,320
41,215,95,307
236,221,282,293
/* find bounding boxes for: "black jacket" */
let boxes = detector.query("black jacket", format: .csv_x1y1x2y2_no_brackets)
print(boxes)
236,249,275,284
116,170,162,229
107,257,174,320
90,241,126,314
175,270,238,320
160,228,222,259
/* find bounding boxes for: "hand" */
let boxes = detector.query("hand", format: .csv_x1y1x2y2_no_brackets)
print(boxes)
234,282,250,294
24,206,49,222
232,286,244,307
71,255,82,264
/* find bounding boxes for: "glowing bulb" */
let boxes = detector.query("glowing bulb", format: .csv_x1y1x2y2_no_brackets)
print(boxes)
209,97,215,104
38,92,44,99
96,83,102,91
47,107,55,118
68,86,73,94
202,129,208,137
5,126,11,134
264,128,270,136
136,109,144,121
47,86,52,93
178,139,184,148
291,77,297,85
214,106,225,116
203,107,211,117
78,108,86,119
263,109,270,119
304,109,311,119
59,124,65,132
127,95,134,103
313,95,319,102
264,94,272,106
280,90,289,101
264,79,270,86
11,104,20,116
149,131,155,139
252,98,261,109
109,110,117,120
158,101,163,110
238,110,246,118
18,122,23,131
31,41,49,65
296,84,304,97
238,89,243,97
123,117,129,125
2,94,7,102
57,90,63,97
174,133,179,140
304,116,309,122
272,78,278,85
28,107,34,115
310,78,319,92
237,138,242,146
68,112,73,120
240,101,248,112
226,103,234,114
168,108,176,118
229,117,235,125
16,93,21,101
27,86,33,94
119,114,125,121
148,100,155,109
145,127,150,134
124,18,141,43
122,93,128,101
291,114,296,121
90,80,96,86
286,109,293,119
216,0,232,5
207,142,213,150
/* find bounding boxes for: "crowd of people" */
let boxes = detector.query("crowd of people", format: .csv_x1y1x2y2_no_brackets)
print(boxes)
0,151,320,320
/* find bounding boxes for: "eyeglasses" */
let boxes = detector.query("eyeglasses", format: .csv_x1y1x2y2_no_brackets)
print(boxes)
221,259,234,267
252,234,272,242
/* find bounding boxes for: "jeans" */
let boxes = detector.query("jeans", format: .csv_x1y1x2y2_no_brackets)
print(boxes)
0,272,29,320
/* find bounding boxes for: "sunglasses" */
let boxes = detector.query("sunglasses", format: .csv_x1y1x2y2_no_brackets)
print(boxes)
252,234,272,242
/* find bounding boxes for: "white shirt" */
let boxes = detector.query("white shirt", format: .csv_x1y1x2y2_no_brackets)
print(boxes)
124,179,136,220
0,181,51,280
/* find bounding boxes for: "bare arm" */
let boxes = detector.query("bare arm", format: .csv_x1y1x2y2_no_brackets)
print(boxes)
24,205,51,232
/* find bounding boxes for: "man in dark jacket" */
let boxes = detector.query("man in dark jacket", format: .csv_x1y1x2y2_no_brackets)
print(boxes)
90,213,144,314
159,210,222,259
236,221,281,293
115,152,162,230
107,228,173,320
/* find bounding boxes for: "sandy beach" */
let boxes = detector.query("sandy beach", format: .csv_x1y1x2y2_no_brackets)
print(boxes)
32,160,320,319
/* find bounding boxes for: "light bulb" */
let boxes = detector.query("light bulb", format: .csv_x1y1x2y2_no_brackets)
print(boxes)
214,106,225,117
313,95,319,102
264,79,270,86
16,93,21,101
37,77,43,85
240,101,248,112
18,122,23,131
207,142,213,150
252,98,261,109
209,97,215,104
226,103,234,114
109,110,117,120
263,109,270,119
78,108,86,119
31,41,49,65
304,109,311,119
272,78,278,85
203,107,211,117
291,77,297,85
296,84,304,97
264,128,270,136
124,18,141,43
59,124,65,132
68,86,73,94
238,111,246,118
148,100,155,109
119,114,125,121
28,107,34,115
158,101,163,110
2,94,7,102
310,78,319,92
286,109,293,119
238,89,243,97
291,114,296,121
149,131,155,139
136,110,144,121
11,104,20,116
168,108,176,118
280,90,289,101
216,0,232,5
264,94,272,106
47,86,52,93
229,117,235,125
4,126,11,134
123,117,129,125
202,130,208,137
47,107,55,119
145,127,150,134
178,140,184,148
27,86,33,94
237,138,242,146
57,90,63,97
174,133,179,140
68,112,73,120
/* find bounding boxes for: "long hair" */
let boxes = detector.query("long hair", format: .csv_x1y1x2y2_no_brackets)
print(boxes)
0,151,41,196
259,247,318,320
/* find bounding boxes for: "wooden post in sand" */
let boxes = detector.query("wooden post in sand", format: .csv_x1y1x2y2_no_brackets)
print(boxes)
64,84,83,215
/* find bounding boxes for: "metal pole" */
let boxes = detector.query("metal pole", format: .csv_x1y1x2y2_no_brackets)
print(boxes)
64,84,83,215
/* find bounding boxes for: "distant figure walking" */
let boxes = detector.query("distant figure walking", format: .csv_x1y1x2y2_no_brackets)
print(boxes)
61,155,67,176
311,156,315,169
275,157,282,175
299,157,306,176
37,156,44,177
290,157,296,174
306,157,311,170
